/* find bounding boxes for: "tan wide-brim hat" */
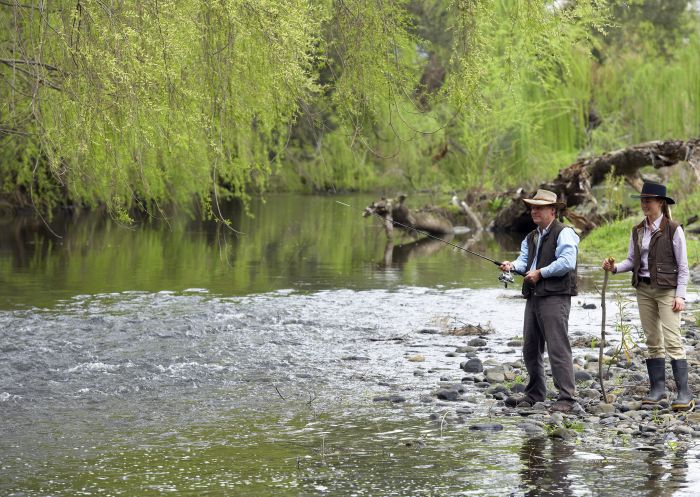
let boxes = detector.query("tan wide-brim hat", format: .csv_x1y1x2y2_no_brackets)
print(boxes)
522,189,565,209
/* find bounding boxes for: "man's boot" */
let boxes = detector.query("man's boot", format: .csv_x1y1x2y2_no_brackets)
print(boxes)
671,359,695,412
642,358,667,405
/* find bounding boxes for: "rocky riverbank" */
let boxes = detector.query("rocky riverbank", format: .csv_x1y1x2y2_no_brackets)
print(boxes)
410,302,700,447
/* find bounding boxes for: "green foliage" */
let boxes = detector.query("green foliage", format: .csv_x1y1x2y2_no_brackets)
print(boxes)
602,167,627,220
564,419,585,433
611,293,643,360
487,197,506,214
504,375,525,390
1,0,324,218
2,1,700,218
445,1,607,187
601,0,696,58
590,34,700,150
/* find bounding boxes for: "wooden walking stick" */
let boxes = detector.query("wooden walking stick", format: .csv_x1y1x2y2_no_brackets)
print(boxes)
599,257,615,404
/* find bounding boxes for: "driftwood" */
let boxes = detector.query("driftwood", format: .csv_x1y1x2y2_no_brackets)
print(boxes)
451,195,483,231
363,195,453,239
492,139,700,233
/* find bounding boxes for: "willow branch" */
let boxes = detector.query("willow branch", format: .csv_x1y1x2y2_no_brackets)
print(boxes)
0,58,63,73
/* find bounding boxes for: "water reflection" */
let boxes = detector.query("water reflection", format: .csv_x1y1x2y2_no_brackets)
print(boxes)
381,236,454,266
518,437,575,497
379,229,493,266
0,194,528,309
640,447,689,497
515,436,695,497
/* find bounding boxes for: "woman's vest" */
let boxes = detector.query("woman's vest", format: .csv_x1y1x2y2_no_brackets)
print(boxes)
631,217,679,289
521,220,578,298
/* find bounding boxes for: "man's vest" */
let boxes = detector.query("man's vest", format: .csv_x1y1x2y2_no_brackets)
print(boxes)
631,216,679,289
521,220,578,298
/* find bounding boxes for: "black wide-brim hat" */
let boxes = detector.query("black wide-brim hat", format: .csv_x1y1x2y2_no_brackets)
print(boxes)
630,181,675,205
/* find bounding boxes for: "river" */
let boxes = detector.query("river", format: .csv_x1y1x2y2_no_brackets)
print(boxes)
1,194,698,496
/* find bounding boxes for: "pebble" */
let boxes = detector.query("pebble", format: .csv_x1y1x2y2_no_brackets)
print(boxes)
588,403,616,415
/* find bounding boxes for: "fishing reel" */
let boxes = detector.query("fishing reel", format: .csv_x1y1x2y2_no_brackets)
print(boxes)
498,270,515,288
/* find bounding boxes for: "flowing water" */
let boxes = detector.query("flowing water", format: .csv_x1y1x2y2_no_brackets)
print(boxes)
1,194,698,496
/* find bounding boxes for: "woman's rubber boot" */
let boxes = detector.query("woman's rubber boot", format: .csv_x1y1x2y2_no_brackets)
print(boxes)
671,359,695,412
642,358,667,405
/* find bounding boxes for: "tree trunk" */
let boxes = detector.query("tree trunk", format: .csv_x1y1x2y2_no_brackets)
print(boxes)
492,139,700,233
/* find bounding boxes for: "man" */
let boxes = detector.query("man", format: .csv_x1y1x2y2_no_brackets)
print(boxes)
500,189,580,413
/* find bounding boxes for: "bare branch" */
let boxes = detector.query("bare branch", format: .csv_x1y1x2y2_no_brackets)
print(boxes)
0,58,63,73
1,62,63,91
0,0,60,11
0,127,32,137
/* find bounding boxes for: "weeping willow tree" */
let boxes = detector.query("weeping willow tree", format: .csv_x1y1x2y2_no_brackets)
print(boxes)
279,0,610,193
438,0,607,189
5,0,697,219
1,0,324,220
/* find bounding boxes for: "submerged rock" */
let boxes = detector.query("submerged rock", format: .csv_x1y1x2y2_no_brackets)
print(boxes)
373,395,406,403
518,423,546,436
418,328,441,335
549,427,577,440
437,389,462,401
341,355,370,361
469,423,504,432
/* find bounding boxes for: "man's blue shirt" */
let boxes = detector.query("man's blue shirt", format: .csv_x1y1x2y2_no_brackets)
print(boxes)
512,223,579,278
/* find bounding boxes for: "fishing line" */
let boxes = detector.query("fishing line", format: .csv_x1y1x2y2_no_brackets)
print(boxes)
335,200,524,287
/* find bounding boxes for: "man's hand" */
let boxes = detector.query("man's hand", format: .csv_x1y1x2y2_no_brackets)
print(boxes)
524,269,542,285
672,297,685,312
499,261,514,272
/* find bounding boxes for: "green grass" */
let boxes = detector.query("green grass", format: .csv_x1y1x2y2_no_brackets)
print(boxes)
581,216,700,266
579,217,637,263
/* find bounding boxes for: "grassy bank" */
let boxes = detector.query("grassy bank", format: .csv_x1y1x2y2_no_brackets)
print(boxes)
580,217,700,267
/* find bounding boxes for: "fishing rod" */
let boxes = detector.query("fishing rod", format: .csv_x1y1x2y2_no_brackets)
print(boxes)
336,200,523,287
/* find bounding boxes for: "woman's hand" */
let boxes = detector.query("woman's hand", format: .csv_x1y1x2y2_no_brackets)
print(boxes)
602,258,616,272
672,297,685,312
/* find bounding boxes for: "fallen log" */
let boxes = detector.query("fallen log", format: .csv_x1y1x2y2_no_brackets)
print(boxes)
492,139,700,233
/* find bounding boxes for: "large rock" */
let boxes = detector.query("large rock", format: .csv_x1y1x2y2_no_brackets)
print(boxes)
461,358,484,373
484,368,506,383
575,371,593,382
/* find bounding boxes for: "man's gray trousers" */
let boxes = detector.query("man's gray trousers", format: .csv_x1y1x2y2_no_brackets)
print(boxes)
522,294,576,402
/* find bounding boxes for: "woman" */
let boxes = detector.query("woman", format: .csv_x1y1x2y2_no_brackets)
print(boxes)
602,181,693,411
